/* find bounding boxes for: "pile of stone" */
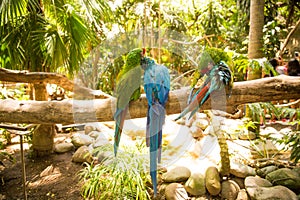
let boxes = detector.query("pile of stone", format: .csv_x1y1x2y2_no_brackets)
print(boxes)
160,163,300,200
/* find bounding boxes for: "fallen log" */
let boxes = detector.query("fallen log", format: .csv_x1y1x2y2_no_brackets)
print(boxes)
0,75,299,124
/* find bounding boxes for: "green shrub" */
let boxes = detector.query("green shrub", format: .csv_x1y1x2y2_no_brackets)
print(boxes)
79,144,151,200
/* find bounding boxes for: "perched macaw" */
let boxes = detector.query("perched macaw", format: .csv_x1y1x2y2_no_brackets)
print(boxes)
175,61,233,121
141,56,170,196
114,48,144,156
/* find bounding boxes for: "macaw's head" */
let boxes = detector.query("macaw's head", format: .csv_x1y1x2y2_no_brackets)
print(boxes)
140,56,156,70
124,48,144,70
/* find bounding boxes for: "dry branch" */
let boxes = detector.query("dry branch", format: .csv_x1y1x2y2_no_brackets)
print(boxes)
0,75,299,124
0,68,111,99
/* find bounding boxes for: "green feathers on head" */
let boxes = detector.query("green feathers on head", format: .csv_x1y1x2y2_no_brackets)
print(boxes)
117,48,143,80
124,48,143,69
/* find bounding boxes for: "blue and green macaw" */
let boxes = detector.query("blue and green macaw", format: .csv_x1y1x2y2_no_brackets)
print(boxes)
114,48,144,156
141,56,170,196
175,61,233,121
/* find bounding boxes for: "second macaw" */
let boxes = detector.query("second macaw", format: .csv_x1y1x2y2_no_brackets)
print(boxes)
175,61,233,121
141,56,170,196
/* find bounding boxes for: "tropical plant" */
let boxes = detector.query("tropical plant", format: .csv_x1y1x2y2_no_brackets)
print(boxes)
247,102,280,124
263,21,283,58
0,0,111,156
79,144,151,200
277,129,300,163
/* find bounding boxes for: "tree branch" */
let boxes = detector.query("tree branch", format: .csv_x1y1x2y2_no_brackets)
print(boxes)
0,68,111,99
0,75,299,124
279,18,300,57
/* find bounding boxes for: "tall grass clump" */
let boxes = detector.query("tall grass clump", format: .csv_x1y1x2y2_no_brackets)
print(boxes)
79,143,151,200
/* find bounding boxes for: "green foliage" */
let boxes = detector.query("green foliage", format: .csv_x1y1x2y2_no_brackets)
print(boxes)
0,84,29,100
0,129,11,145
263,21,282,58
277,130,300,163
198,47,231,69
0,0,111,75
0,150,15,164
197,1,225,36
278,107,300,123
231,53,249,81
247,102,280,124
79,144,151,200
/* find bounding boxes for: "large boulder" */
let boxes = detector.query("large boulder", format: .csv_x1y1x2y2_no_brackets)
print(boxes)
245,176,272,188
72,146,93,163
245,176,298,200
256,165,278,178
205,166,221,196
71,133,94,147
184,173,206,196
162,166,191,183
165,183,189,200
246,185,297,200
221,180,240,200
230,162,256,178
54,142,74,153
265,168,300,191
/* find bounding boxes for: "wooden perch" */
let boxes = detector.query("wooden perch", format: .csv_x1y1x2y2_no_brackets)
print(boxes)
0,75,299,124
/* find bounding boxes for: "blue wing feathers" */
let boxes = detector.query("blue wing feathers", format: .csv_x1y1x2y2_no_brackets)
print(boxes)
143,58,170,196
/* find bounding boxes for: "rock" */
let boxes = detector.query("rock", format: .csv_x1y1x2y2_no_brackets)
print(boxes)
193,118,210,130
97,151,114,165
266,168,300,190
256,165,278,178
189,125,204,140
165,183,189,200
93,132,110,147
72,146,93,163
230,162,256,178
259,127,278,137
184,173,206,196
292,167,300,177
236,189,249,200
245,176,272,188
205,166,221,196
54,142,74,153
246,185,298,200
221,180,240,200
231,177,245,189
238,131,256,140
279,127,293,135
71,133,94,147
88,131,101,139
84,125,96,134
162,166,191,183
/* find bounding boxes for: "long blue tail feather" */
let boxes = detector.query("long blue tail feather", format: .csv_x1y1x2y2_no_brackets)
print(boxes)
148,102,165,196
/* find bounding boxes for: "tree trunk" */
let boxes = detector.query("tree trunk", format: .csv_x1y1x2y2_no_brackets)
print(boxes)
248,0,265,60
31,83,56,157
247,0,264,78
247,0,265,120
